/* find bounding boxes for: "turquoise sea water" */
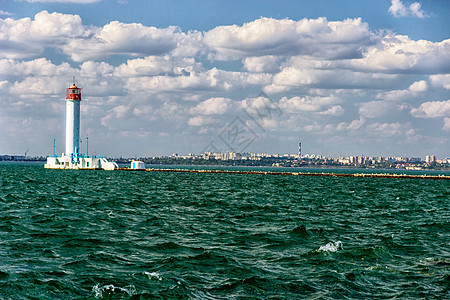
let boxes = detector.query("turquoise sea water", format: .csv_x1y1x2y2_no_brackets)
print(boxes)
0,163,449,299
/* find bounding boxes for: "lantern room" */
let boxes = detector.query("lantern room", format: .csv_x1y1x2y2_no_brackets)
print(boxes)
66,83,82,101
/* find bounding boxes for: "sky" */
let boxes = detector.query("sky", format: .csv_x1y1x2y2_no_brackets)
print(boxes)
0,0,449,158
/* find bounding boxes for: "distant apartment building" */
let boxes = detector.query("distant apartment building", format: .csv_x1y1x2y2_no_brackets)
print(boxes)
349,156,358,164
426,155,437,163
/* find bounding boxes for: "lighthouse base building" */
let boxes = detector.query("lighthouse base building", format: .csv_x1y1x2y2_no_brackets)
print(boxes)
45,155,118,170
44,80,118,170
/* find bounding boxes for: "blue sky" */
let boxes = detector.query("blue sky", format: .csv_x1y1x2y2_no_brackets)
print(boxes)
0,0,449,158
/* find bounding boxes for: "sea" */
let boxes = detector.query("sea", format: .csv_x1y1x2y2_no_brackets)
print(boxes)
0,162,448,299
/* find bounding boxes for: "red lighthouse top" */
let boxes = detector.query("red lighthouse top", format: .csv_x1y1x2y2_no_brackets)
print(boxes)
66,79,82,101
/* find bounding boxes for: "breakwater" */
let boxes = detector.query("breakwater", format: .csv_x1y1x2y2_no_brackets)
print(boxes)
117,167,449,180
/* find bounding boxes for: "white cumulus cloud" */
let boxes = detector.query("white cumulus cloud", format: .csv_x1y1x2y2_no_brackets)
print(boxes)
62,21,198,62
243,56,281,73
367,122,415,137
388,0,428,18
318,105,344,116
187,116,215,127
377,80,428,101
411,100,450,118
267,67,397,93
190,97,234,115
429,74,450,90
353,35,450,74
114,56,202,77
0,58,75,76
0,11,203,62
279,96,340,115
204,17,377,60
0,10,88,59
0,10,14,16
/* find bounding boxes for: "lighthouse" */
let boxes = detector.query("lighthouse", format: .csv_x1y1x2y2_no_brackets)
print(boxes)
44,79,118,170
65,80,81,156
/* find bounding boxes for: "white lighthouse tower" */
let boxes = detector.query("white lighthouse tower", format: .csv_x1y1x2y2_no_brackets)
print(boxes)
44,80,118,170
65,80,81,156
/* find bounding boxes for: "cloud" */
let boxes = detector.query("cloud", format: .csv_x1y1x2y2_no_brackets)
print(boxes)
366,122,415,137
360,101,396,118
332,118,366,132
408,80,428,92
80,61,114,76
388,0,428,18
409,2,428,18
376,80,428,101
279,96,323,112
278,96,341,116
204,17,377,60
187,116,215,127
123,68,271,94
444,118,450,132
411,100,450,118
389,0,409,17
9,76,69,98
114,56,202,77
29,10,88,38
190,97,234,115
241,94,283,116
266,67,398,93
318,105,344,116
0,11,88,59
100,105,132,128
0,11,202,61
3,12,447,76
429,74,450,90
352,35,450,74
0,58,75,76
243,56,281,73
0,10,14,16
62,21,199,62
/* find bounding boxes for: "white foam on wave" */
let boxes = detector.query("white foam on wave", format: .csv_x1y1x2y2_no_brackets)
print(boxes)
144,271,162,280
92,283,136,298
318,241,343,252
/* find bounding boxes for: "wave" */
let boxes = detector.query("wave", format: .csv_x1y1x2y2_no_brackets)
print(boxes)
317,241,343,253
143,271,162,281
92,283,136,298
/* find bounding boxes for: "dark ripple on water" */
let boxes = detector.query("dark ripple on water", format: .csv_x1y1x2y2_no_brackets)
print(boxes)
0,163,449,299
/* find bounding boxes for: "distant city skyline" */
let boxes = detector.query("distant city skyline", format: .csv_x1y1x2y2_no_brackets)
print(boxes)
3,149,448,164
168,151,447,162
1,0,449,158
